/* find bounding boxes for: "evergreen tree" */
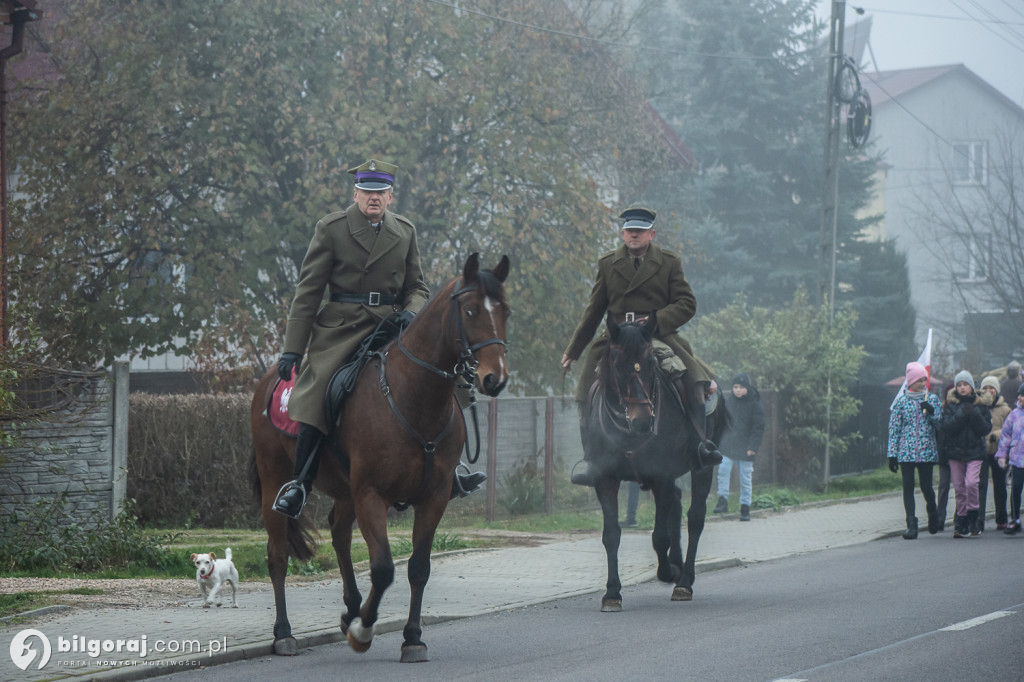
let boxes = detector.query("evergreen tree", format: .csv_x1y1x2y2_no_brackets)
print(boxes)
617,0,912,385
841,239,917,383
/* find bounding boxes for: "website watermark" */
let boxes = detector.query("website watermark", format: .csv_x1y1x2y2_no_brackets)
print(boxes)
9,628,228,671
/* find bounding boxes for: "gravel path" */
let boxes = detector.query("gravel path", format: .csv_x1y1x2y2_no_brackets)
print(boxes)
0,577,270,610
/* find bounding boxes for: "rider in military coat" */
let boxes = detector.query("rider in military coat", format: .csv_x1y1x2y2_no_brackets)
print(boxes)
272,160,484,517
561,207,720,486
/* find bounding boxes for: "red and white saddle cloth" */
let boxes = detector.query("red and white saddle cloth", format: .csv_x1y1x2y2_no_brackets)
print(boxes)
266,369,300,437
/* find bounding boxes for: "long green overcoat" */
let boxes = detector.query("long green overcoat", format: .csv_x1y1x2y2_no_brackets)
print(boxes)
563,242,712,403
283,203,430,432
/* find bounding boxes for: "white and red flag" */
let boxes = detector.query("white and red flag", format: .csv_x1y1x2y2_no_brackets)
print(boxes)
890,328,932,411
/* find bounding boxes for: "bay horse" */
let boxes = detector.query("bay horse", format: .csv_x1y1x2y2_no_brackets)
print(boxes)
582,313,727,611
250,253,510,662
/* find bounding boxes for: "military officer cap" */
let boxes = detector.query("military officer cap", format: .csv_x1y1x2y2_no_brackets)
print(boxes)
349,159,398,191
619,206,656,230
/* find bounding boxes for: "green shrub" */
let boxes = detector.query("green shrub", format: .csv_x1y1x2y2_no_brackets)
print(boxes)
0,495,171,574
499,458,544,516
751,489,802,511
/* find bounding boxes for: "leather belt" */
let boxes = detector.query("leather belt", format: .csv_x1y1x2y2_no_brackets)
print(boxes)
330,292,401,306
610,312,647,324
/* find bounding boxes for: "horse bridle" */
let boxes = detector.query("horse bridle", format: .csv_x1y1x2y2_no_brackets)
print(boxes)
376,277,507,507
607,346,658,429
396,279,507,390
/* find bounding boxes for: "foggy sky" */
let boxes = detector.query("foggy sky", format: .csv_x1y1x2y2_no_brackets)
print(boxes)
816,0,1024,107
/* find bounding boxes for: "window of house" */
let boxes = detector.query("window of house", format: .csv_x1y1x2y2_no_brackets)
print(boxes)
952,141,987,185
954,233,991,281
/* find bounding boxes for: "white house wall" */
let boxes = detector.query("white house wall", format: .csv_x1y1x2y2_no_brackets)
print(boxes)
867,67,1024,365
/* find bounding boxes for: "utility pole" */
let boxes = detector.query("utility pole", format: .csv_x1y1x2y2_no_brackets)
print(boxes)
818,0,846,491
819,0,845,314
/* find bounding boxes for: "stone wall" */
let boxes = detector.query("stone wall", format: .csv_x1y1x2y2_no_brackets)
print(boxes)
0,363,128,523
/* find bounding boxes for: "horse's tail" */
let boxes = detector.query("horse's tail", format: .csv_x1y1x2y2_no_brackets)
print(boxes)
286,516,318,563
249,443,318,562
249,444,262,505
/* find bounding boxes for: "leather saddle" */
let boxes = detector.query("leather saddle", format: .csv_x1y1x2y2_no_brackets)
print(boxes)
324,313,406,431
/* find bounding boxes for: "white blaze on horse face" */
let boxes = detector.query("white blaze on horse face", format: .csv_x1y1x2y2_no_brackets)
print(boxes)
483,296,507,375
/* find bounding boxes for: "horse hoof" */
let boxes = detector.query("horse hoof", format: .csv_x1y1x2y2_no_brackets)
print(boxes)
346,617,374,653
601,599,622,612
671,586,693,602
273,637,299,656
347,630,373,653
400,644,429,663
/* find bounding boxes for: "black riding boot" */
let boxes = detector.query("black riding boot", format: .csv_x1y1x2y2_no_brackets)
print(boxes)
926,500,939,535
902,517,918,540
674,378,721,469
571,416,598,487
451,468,487,499
272,423,324,518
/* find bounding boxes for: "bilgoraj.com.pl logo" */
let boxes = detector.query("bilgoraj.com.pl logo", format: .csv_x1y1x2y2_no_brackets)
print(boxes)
9,628,227,671
9,629,52,670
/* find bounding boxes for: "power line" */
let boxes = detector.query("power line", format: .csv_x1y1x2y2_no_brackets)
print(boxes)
951,0,1024,54
999,0,1024,20
414,0,786,62
856,4,1024,26
860,70,970,158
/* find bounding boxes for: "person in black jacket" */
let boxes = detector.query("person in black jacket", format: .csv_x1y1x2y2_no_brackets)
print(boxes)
940,370,992,537
712,373,765,521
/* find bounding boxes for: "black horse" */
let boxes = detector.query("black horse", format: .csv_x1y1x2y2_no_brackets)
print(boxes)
582,313,727,611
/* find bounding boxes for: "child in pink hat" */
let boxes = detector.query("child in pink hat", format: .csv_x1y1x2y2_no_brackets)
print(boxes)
887,361,942,537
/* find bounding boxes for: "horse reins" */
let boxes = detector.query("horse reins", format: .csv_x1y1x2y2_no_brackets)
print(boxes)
594,355,663,481
378,277,507,504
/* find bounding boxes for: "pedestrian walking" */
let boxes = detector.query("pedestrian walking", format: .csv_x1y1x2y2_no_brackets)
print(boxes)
940,370,992,537
996,384,1024,535
1000,360,1022,406
886,362,942,538
977,375,1012,530
713,372,765,521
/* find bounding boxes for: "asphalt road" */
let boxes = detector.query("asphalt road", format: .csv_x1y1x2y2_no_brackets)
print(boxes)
160,532,1024,682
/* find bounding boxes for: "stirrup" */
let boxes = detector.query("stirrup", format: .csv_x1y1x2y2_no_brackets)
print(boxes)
272,480,308,518
570,459,597,487
452,462,485,498
704,390,719,416
697,441,722,468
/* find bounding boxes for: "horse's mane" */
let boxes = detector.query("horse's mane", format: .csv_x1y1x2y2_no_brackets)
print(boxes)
410,266,508,346
474,268,508,307
597,322,653,392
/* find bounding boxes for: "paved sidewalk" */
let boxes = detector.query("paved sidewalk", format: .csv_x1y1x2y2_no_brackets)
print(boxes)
1,492,932,681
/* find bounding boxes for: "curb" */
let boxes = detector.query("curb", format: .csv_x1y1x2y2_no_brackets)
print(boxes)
82,555,746,681
0,604,72,624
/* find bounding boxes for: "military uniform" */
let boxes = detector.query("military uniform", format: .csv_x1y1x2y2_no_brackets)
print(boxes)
564,206,720,486
284,202,429,433
274,159,486,518
563,241,712,404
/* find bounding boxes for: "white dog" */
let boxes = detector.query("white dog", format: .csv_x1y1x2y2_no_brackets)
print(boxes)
191,547,239,608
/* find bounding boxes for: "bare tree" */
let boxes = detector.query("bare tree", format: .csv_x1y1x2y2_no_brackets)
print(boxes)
909,126,1024,365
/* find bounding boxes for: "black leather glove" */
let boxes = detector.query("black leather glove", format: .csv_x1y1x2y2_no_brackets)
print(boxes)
962,399,974,412
394,310,415,329
888,457,899,473
277,352,302,381
921,401,934,416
